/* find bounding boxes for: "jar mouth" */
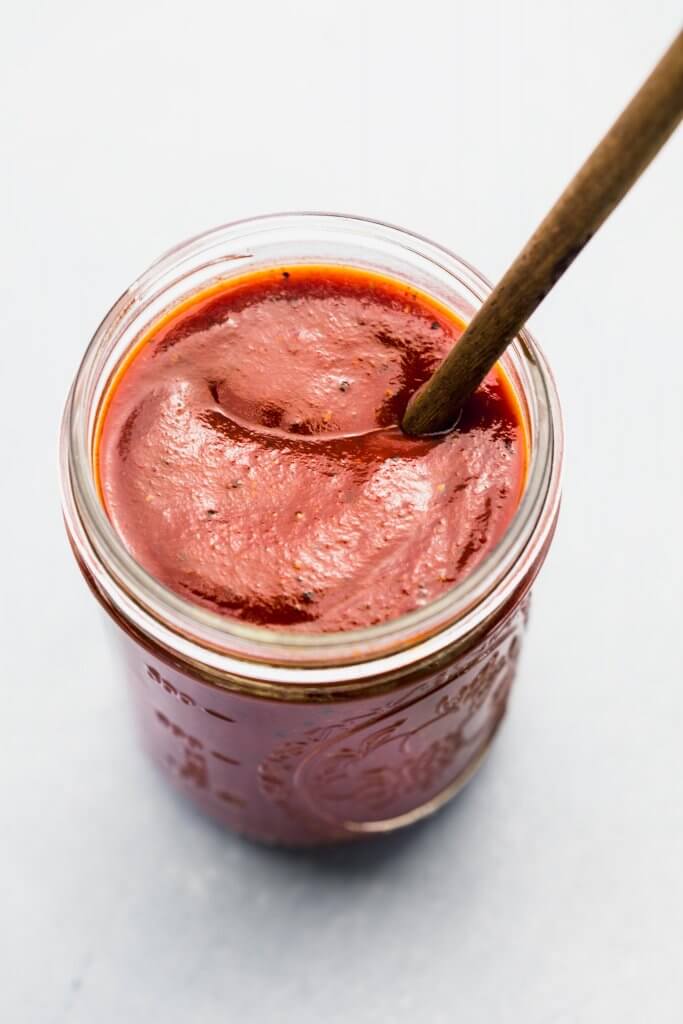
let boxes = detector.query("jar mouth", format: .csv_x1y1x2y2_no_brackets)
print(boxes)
60,212,563,684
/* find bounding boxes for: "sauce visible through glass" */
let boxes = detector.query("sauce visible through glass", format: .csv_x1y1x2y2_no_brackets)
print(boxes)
96,266,527,632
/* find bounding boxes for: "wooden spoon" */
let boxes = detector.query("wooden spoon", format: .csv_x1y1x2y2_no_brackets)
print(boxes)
402,29,683,436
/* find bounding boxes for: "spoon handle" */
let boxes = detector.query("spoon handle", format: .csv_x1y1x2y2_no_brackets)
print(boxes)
403,30,683,436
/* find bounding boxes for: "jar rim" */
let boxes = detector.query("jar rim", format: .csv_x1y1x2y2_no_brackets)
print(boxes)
60,212,563,688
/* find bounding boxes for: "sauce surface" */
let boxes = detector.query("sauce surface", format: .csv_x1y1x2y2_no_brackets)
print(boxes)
97,266,527,632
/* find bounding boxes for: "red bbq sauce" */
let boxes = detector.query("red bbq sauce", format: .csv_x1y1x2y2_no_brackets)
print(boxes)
96,266,527,632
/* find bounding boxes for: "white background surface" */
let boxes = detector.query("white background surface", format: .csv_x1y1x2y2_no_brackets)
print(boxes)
2,2,682,1021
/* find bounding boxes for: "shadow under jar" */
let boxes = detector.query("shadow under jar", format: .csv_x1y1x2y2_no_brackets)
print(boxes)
60,213,563,846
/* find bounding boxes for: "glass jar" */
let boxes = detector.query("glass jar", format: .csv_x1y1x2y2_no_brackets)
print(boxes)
60,213,563,846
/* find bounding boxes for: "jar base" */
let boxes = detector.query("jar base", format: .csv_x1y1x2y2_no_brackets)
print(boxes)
144,716,501,849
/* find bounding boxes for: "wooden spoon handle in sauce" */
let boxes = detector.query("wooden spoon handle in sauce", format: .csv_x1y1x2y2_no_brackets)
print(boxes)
402,29,683,436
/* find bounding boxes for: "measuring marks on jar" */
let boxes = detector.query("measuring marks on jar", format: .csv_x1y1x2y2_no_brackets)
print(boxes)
144,664,246,811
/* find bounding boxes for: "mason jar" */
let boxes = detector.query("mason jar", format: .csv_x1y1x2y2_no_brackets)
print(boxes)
60,213,563,846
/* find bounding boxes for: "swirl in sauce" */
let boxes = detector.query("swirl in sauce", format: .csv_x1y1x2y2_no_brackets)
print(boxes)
97,266,527,632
